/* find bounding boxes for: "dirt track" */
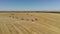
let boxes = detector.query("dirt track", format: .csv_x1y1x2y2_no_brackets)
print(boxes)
0,13,60,34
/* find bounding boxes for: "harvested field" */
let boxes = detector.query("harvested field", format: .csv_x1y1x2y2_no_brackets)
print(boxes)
0,12,60,34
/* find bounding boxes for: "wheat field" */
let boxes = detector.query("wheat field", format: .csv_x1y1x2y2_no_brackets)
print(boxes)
0,12,60,34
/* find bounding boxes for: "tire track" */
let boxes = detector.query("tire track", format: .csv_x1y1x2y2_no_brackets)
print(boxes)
6,23,20,34
30,23,58,34
13,23,32,34
9,23,25,34
0,23,11,34
18,22,43,34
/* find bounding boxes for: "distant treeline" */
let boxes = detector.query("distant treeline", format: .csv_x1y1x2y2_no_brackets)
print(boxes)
0,11,60,13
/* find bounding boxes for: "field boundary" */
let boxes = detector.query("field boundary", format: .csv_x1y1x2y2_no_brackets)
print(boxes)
0,11,60,13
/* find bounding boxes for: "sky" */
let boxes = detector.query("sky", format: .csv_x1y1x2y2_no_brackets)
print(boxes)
0,0,60,11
